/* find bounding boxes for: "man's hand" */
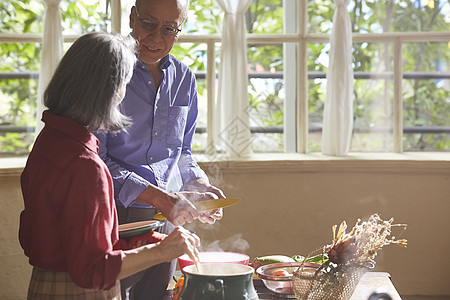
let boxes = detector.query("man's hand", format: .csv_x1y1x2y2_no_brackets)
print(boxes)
183,178,226,199
197,208,223,224
153,190,218,226
136,180,225,226
184,178,225,224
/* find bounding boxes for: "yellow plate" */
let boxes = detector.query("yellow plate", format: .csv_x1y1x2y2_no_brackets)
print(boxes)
153,198,240,220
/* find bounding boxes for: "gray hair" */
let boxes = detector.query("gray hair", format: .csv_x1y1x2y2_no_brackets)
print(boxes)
135,0,190,22
44,32,137,132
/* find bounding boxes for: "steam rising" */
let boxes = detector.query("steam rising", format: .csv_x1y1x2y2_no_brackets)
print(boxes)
201,233,250,253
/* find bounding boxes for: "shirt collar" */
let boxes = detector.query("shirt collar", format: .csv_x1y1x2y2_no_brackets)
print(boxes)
136,54,172,71
42,110,99,153
160,55,171,69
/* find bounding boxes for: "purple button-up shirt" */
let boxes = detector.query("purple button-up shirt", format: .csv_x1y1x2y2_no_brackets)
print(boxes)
95,54,207,208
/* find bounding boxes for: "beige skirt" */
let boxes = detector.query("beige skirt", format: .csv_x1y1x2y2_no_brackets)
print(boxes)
27,266,121,300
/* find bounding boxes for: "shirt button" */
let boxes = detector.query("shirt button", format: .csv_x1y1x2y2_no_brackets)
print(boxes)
155,105,158,110
148,80,152,85
149,156,153,161
154,131,158,136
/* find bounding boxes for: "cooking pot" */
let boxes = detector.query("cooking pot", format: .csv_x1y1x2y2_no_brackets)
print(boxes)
178,263,258,300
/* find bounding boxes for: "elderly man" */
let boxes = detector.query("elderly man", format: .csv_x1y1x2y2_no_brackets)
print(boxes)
95,0,225,299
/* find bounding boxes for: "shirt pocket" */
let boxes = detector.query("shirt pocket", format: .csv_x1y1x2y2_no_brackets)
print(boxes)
166,106,188,146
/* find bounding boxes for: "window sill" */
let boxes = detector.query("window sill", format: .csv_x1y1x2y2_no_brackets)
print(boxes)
195,152,450,174
1,152,449,177
0,156,28,177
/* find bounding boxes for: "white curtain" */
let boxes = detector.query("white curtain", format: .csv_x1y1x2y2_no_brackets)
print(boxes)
321,0,354,156
110,0,121,33
215,0,253,159
35,0,63,136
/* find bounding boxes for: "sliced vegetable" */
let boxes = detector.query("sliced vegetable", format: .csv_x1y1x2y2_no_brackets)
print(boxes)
292,254,328,265
272,269,290,276
291,255,305,262
172,275,184,300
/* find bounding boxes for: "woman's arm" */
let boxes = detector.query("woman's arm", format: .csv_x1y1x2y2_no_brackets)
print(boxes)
119,226,200,279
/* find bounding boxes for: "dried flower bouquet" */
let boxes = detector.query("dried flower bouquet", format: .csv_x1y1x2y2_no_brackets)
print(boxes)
293,214,407,300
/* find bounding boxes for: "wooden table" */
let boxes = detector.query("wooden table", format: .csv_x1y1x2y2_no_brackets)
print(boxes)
170,271,402,299
255,272,402,299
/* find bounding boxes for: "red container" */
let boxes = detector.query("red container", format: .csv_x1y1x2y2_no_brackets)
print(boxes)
178,251,250,272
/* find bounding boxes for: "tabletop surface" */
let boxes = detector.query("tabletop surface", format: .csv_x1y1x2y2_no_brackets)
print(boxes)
170,271,402,300
254,271,402,300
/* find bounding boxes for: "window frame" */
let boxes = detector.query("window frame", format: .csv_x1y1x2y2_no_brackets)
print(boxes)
0,0,449,157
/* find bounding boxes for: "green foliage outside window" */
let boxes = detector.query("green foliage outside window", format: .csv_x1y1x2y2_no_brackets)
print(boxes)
0,0,448,156
0,0,42,156
0,0,109,156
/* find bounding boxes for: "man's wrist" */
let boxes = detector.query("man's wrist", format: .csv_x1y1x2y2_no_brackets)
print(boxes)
137,184,168,207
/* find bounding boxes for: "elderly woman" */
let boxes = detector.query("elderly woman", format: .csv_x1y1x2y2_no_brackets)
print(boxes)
19,32,200,299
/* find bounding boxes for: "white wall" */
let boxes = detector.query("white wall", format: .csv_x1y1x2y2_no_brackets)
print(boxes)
192,154,450,297
0,164,31,299
1,154,449,298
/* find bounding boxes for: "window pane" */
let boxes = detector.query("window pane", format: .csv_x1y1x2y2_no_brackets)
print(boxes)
0,77,37,156
308,77,326,153
403,42,450,151
389,0,450,32
191,76,208,153
185,0,284,35
307,41,398,152
171,42,213,152
308,0,450,33
351,42,395,152
307,43,327,152
247,0,283,34
351,77,395,152
248,44,285,152
307,0,334,34
1,0,113,35
185,0,221,34
61,0,111,34
0,1,45,34
0,42,41,157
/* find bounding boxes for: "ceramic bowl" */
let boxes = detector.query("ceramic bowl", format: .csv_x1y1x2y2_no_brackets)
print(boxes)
178,251,250,272
256,262,321,298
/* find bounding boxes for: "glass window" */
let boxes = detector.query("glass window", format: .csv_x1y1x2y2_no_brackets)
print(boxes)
403,41,449,151
0,0,110,157
308,0,450,34
0,41,40,156
305,0,449,153
247,0,283,34
248,44,285,152
171,42,215,152
0,1,45,34
184,0,221,34
1,0,449,157
60,0,111,34
351,41,395,152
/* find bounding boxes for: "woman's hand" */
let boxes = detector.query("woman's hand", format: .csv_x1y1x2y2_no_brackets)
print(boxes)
119,227,200,280
158,226,200,263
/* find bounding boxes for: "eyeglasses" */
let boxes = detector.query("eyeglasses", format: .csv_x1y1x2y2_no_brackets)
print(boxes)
135,9,182,38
